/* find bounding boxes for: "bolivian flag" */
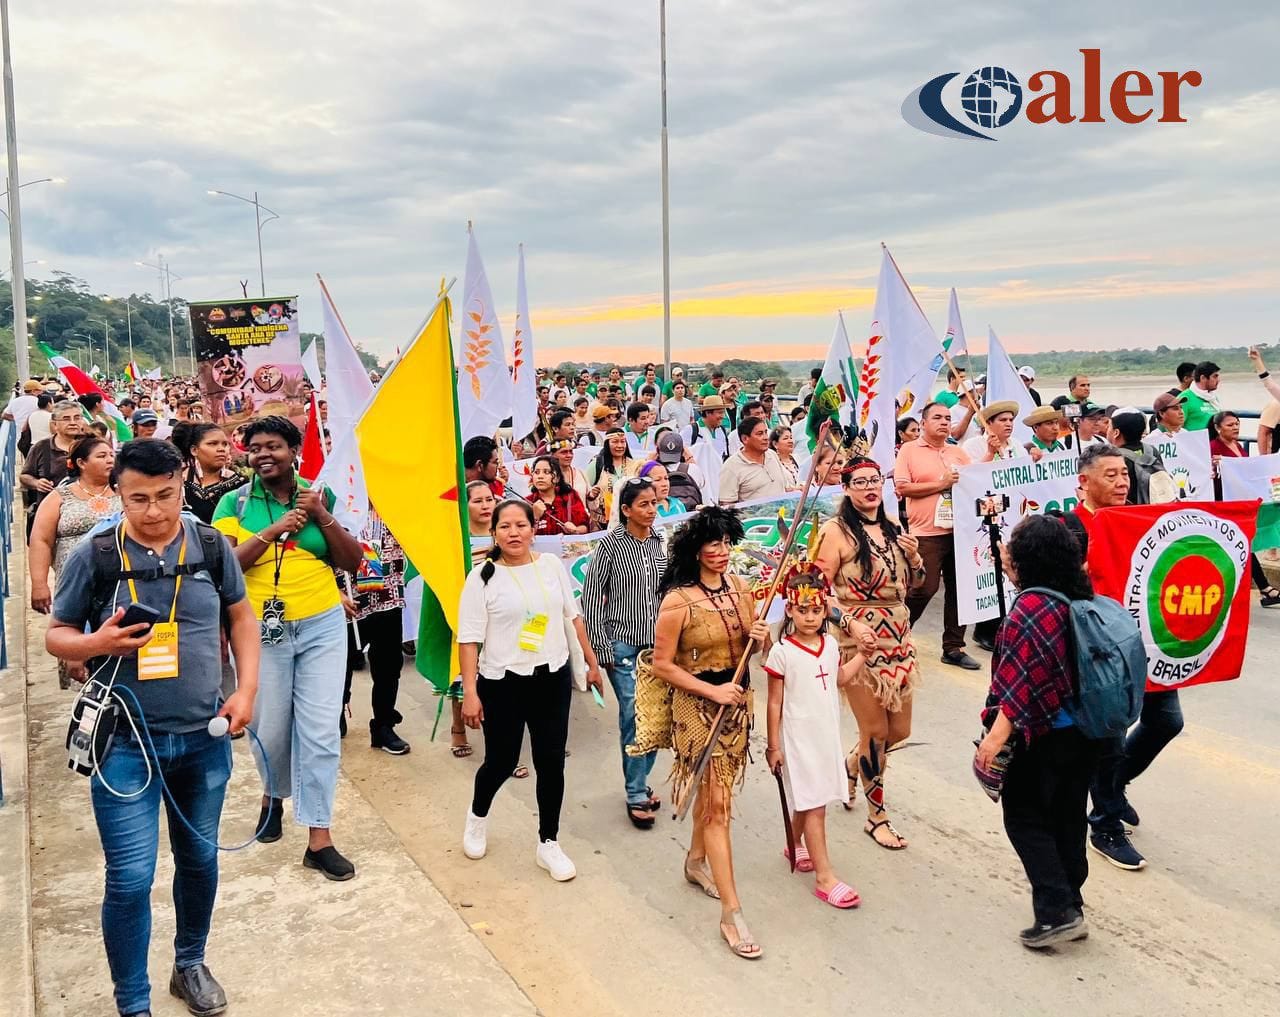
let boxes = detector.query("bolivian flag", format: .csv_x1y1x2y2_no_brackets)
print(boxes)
355,295,468,691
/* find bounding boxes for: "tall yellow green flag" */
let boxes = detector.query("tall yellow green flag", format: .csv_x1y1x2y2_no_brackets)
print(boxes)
356,295,468,688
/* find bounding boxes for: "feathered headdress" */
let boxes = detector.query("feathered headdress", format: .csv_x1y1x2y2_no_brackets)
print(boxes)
781,560,831,607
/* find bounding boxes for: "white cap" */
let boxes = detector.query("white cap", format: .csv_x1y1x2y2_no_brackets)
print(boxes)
1017,365,1036,381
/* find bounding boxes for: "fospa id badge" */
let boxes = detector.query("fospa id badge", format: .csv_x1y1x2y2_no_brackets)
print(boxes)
518,612,550,653
137,622,180,680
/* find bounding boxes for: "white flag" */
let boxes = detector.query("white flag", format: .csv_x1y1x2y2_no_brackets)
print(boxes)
984,328,1038,446
301,339,323,390
806,312,858,451
510,244,539,443
315,279,376,532
857,247,942,470
145,366,162,381
457,226,513,441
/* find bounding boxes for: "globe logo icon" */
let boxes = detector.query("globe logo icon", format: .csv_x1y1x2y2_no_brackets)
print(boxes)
960,66,1023,129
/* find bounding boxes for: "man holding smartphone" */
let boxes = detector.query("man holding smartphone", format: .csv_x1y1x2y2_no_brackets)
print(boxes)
46,439,260,1017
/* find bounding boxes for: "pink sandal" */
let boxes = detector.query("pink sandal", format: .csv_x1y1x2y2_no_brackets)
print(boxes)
783,845,815,873
815,881,861,909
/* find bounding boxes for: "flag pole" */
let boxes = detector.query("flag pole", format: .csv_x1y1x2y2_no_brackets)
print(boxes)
658,0,672,391
346,277,456,428
316,273,361,353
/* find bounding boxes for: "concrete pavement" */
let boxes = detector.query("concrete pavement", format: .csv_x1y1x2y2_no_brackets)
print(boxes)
6,527,1280,1016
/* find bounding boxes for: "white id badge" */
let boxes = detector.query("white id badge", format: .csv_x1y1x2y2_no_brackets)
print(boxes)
933,492,955,529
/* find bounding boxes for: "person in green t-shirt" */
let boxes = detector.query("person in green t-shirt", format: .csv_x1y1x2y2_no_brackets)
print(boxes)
212,414,365,880
660,365,687,398
698,369,725,401
1023,406,1066,452
934,367,966,408
1178,361,1221,432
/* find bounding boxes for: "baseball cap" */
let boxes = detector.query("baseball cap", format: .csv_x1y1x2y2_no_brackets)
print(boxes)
1079,402,1107,419
132,409,159,425
591,404,617,422
1017,366,1036,381
656,432,685,464
1152,393,1182,415
22,380,42,394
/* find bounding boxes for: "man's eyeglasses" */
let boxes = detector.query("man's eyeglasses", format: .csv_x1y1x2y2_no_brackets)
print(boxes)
846,475,885,490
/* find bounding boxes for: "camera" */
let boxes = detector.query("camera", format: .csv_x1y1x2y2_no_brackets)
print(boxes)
1063,402,1082,420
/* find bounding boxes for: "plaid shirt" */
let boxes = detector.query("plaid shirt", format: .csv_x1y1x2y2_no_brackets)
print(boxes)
982,592,1075,743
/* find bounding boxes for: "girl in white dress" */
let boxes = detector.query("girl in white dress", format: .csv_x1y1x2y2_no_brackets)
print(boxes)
764,563,864,909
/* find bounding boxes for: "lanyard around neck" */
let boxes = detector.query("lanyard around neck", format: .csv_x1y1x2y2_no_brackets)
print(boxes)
119,523,187,624
502,556,551,617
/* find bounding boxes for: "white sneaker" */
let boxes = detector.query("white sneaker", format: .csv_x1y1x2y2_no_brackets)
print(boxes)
463,811,488,860
535,839,577,881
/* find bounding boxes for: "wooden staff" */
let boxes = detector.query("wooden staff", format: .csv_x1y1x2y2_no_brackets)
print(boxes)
673,420,845,820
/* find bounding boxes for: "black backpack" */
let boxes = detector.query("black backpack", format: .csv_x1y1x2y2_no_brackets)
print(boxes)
88,520,230,622
666,464,703,511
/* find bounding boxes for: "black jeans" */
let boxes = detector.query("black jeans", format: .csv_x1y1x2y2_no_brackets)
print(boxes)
471,664,572,842
1001,727,1100,926
1089,689,1183,834
906,534,966,654
343,607,404,729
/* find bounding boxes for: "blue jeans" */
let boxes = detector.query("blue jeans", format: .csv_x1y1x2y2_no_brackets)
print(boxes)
91,728,232,1016
607,640,657,806
252,604,347,828
1090,689,1184,834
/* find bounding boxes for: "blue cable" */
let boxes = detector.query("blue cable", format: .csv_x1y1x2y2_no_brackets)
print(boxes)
110,684,275,853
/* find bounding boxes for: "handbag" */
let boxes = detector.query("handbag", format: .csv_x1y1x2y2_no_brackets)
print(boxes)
972,730,1015,802
627,649,673,755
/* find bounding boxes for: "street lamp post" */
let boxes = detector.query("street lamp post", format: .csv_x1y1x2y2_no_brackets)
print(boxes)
135,256,182,375
658,0,672,390
207,189,280,297
2,0,30,379
87,316,111,377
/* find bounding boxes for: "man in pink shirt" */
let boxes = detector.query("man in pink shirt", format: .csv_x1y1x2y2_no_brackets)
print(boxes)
893,400,977,669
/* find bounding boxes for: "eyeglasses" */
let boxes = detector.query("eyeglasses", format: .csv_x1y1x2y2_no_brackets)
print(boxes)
124,490,182,510
846,476,885,490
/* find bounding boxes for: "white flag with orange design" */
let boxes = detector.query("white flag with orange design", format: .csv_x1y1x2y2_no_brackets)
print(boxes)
510,244,540,444
457,225,513,441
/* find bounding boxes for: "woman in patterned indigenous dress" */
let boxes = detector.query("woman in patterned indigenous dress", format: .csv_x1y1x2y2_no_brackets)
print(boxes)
652,507,770,960
815,457,927,850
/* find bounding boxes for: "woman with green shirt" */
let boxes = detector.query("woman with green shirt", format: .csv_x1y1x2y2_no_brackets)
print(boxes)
212,416,364,880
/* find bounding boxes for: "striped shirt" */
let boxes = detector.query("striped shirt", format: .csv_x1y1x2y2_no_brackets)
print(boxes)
580,524,667,666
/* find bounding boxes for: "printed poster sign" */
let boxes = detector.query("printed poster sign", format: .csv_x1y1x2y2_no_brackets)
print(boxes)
952,450,1081,625
189,296,307,433
1143,429,1212,501
1219,452,1280,551
1088,502,1257,691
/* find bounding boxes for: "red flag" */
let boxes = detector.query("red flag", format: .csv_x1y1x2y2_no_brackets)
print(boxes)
1088,501,1258,692
299,393,325,482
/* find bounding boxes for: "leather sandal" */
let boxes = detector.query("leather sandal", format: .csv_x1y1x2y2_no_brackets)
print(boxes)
684,854,720,899
719,909,763,959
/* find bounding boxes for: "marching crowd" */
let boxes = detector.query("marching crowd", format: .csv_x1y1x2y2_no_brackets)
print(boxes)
7,346,1280,1013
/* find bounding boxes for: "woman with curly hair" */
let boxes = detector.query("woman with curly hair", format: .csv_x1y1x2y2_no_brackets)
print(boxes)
172,421,247,524
652,507,769,960
814,457,926,850
212,415,364,881
975,512,1100,949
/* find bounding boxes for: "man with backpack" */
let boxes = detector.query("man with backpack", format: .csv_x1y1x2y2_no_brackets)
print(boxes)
45,439,260,1017
1111,411,1177,505
653,432,703,510
1075,444,1181,872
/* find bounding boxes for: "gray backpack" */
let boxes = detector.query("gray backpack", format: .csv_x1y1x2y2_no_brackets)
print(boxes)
1020,587,1147,740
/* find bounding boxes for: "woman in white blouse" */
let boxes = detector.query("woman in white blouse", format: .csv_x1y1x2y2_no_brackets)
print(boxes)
458,498,604,881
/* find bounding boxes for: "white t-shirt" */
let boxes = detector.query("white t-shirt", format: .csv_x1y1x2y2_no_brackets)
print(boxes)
962,435,1027,462
457,553,581,680
658,397,694,431
26,408,53,444
3,394,39,430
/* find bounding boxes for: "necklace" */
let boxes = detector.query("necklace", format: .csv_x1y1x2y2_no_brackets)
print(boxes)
76,480,115,514
696,575,745,647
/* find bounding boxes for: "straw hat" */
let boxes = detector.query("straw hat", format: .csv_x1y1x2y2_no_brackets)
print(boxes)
700,395,727,411
979,400,1020,423
1022,405,1062,428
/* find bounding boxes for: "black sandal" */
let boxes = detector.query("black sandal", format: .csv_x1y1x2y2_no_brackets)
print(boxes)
645,786,662,810
627,801,656,829
1261,586,1280,608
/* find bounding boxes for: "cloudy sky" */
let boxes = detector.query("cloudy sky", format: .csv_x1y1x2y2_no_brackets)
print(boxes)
10,0,1279,364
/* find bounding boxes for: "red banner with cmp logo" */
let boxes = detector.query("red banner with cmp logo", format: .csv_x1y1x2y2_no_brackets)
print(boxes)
1088,501,1259,692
